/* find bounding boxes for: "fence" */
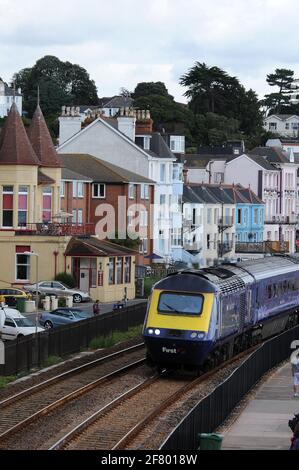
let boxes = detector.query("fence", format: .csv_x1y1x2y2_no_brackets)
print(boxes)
0,301,147,377
161,325,299,450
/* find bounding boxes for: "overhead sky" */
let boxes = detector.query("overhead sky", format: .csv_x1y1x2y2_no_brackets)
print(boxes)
1,0,299,103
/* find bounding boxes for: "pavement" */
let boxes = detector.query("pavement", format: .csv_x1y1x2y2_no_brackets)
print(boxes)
222,363,299,450
22,298,146,323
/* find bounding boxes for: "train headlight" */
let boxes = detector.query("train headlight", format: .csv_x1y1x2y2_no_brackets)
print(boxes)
190,332,197,338
155,329,161,336
197,332,205,339
148,328,154,335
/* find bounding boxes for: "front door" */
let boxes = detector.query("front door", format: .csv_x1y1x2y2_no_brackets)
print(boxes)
80,269,89,292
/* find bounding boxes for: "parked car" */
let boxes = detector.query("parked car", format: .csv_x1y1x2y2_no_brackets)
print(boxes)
39,308,93,329
24,281,91,303
0,307,44,340
0,288,31,307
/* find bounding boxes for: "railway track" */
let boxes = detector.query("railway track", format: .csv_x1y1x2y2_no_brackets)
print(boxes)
0,343,145,447
50,348,256,451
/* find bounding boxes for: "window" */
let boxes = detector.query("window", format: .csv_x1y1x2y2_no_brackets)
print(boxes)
18,186,28,227
172,164,182,181
169,136,185,153
269,122,277,130
42,187,52,222
140,211,148,227
139,238,148,254
141,183,149,199
16,253,30,281
77,209,83,224
116,257,123,284
237,209,242,224
158,292,203,316
60,182,65,197
207,209,212,224
124,257,131,283
128,184,136,199
144,136,150,150
72,210,77,223
109,258,115,285
214,172,224,184
72,181,84,198
254,208,258,224
160,164,166,182
286,123,290,130
93,183,105,198
2,185,13,227
171,228,182,247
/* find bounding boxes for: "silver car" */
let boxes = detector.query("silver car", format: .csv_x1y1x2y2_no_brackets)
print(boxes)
24,281,91,303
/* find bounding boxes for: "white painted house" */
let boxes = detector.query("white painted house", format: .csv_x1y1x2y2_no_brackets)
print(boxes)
264,114,299,137
58,107,184,263
0,80,22,118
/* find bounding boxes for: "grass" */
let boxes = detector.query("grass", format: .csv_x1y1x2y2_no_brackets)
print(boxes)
42,355,63,367
0,376,17,389
89,325,143,350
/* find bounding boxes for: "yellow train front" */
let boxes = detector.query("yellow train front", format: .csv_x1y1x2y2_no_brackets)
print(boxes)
143,271,218,369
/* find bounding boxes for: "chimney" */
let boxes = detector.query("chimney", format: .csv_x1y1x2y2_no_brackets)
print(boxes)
183,168,189,184
116,107,136,141
135,109,153,135
58,106,82,145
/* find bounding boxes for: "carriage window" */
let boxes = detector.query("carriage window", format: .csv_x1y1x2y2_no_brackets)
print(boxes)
158,292,203,316
267,285,272,299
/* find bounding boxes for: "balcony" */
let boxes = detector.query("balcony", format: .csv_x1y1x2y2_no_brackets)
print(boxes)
264,215,297,225
184,242,202,253
235,241,290,254
218,216,234,233
14,222,95,237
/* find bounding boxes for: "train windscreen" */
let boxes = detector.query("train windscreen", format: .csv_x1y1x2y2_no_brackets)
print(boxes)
158,292,203,316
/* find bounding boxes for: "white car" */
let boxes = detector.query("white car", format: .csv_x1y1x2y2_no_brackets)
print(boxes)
0,307,44,340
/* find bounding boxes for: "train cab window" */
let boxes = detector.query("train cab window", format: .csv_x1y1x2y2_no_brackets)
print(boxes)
158,292,203,316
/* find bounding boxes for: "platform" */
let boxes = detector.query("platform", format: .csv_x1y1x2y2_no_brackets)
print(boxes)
222,363,299,450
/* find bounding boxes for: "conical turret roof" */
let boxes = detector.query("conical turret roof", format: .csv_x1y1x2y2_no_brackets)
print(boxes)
0,103,40,166
28,105,62,167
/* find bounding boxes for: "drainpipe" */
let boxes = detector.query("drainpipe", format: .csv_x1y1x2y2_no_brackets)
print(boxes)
53,251,59,277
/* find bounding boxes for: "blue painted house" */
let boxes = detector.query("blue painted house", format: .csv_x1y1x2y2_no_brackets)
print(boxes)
221,185,264,243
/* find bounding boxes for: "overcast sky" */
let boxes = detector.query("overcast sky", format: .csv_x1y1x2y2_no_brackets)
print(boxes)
1,0,299,103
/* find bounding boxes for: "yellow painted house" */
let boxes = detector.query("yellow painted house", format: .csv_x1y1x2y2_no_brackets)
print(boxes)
0,103,136,302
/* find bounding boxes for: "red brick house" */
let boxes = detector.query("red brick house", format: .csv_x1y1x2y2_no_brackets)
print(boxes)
59,153,155,265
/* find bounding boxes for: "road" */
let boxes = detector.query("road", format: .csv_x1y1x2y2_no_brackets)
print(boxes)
23,299,146,324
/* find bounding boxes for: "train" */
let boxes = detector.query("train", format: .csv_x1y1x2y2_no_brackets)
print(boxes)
142,255,299,370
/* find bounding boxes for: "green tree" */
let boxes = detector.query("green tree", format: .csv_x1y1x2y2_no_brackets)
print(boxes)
133,81,170,99
264,68,294,114
13,55,99,118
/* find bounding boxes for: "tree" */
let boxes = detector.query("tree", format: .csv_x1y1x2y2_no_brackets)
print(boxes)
180,62,242,116
180,62,263,146
264,68,294,114
133,81,170,99
13,55,99,118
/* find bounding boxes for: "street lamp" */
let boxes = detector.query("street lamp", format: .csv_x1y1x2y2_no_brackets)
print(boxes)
24,251,39,335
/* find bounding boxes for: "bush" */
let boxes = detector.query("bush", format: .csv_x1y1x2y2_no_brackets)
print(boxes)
55,272,76,288
58,297,67,307
144,277,161,298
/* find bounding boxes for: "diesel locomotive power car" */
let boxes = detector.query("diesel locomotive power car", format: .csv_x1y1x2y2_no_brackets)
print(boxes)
143,256,299,369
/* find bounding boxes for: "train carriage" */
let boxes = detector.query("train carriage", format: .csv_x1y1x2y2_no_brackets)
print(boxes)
143,255,299,370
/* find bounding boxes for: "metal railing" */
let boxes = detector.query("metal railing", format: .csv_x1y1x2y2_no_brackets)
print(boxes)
235,241,290,254
184,242,202,252
265,215,297,224
218,241,234,255
0,302,147,376
15,222,95,236
161,324,299,450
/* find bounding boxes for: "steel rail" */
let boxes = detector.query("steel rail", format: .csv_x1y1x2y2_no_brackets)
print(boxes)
0,342,144,409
